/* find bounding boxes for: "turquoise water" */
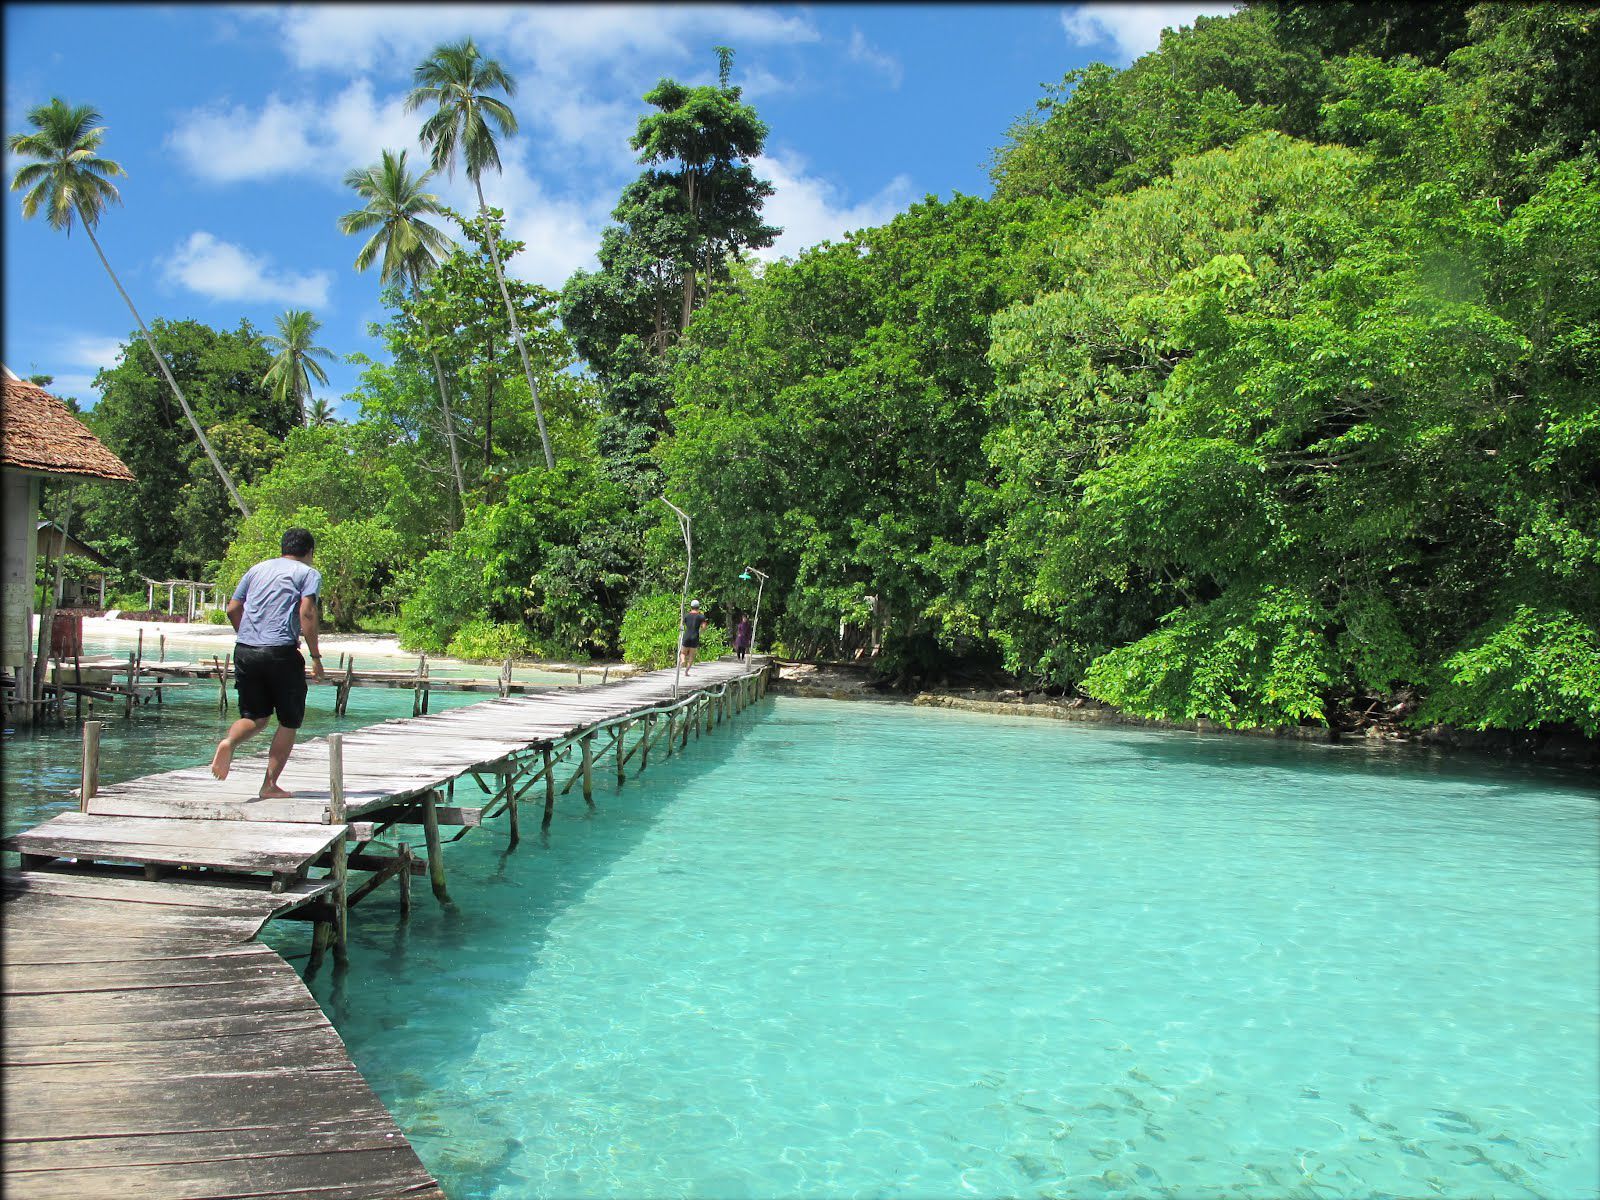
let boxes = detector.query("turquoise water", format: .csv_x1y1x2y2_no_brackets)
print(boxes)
304,699,1595,1200
5,678,1597,1199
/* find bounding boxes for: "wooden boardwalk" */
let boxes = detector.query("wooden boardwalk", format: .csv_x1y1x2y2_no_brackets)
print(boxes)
3,658,772,1200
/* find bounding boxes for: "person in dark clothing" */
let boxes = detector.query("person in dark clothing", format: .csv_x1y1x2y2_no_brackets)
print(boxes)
681,599,708,673
210,527,326,797
733,612,752,661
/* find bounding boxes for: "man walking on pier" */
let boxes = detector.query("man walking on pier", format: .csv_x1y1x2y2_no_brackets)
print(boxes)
211,527,326,797
681,599,708,674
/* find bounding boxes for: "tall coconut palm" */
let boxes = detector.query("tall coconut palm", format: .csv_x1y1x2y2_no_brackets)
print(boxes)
406,38,555,470
337,147,466,501
8,99,250,515
262,309,335,428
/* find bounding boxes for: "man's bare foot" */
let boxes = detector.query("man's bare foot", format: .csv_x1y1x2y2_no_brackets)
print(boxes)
211,740,234,780
258,783,295,799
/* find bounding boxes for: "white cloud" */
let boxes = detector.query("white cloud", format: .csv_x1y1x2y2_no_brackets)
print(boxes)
169,79,420,184
1061,3,1238,63
164,232,332,306
257,4,818,74
846,29,903,89
756,151,913,261
22,333,130,403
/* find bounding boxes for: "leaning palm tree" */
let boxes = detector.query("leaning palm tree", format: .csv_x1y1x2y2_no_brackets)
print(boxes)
406,38,555,469
337,147,467,502
262,309,335,428
9,99,250,515
307,398,339,428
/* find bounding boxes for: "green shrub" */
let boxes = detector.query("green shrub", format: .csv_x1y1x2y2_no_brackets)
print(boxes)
445,620,539,663
1082,585,1339,728
396,548,490,655
205,608,231,625
620,591,729,669
1415,606,1600,737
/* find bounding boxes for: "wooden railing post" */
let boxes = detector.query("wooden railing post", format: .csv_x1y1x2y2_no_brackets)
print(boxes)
79,720,102,811
328,733,349,963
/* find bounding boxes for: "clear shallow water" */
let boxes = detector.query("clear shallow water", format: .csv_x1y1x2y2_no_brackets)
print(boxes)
4,684,1597,1199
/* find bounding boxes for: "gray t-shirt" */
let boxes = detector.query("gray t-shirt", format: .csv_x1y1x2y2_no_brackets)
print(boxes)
233,557,321,647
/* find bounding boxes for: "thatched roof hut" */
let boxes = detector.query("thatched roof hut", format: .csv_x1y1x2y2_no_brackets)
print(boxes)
1,370,133,482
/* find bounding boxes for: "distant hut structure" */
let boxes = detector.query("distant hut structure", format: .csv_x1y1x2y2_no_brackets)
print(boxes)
2,365,134,722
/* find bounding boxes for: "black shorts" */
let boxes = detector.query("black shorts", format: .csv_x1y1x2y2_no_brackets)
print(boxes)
682,638,700,649
235,643,308,728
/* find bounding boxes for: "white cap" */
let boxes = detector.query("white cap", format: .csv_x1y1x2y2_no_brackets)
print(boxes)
690,599,702,608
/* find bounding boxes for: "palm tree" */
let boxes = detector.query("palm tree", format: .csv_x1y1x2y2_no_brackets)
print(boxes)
262,309,335,428
406,38,555,470
307,398,339,428
9,99,250,515
337,147,467,502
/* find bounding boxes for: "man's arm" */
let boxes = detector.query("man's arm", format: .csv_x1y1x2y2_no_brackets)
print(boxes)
226,599,244,632
300,596,327,682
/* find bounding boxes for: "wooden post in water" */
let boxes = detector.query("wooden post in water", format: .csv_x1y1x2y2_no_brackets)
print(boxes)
499,658,512,698
133,629,144,709
616,720,628,785
503,765,519,848
337,657,355,718
641,713,653,771
420,655,431,715
542,745,556,827
327,733,349,963
79,720,102,811
421,788,451,904
158,632,166,662
580,733,594,806
398,843,413,916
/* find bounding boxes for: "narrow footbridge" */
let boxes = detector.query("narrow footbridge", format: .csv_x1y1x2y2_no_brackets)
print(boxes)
3,657,772,1200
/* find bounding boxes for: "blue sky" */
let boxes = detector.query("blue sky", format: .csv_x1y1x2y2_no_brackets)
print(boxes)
4,2,1231,412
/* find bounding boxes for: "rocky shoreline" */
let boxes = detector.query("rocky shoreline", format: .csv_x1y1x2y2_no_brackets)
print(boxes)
768,661,1599,768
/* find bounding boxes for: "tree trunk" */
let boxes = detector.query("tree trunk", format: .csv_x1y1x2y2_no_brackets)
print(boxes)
429,346,468,508
680,167,699,333
680,261,696,333
484,332,496,472
81,216,251,516
473,177,555,470
409,279,467,511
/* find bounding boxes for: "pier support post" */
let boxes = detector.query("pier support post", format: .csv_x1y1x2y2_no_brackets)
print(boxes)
616,720,628,785
542,746,555,826
398,843,413,916
422,788,451,904
641,713,653,771
79,720,102,811
581,733,595,806
503,765,519,848
328,734,350,963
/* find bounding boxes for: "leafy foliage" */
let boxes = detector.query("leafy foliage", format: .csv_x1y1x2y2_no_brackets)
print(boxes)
620,591,729,670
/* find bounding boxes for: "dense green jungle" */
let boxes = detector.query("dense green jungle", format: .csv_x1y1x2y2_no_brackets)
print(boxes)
37,3,1600,740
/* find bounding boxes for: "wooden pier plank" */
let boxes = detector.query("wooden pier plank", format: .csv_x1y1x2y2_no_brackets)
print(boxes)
3,659,769,1200
1,880,445,1200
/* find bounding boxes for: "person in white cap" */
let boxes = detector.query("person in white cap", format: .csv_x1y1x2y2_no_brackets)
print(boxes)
681,599,708,673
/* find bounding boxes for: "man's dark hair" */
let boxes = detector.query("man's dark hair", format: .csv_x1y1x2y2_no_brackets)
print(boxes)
281,527,315,557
